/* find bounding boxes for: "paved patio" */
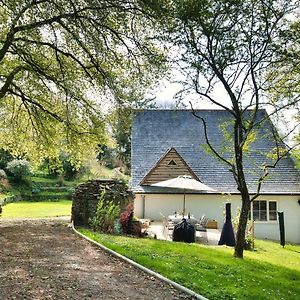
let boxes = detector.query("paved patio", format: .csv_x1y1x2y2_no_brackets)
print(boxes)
148,222,221,245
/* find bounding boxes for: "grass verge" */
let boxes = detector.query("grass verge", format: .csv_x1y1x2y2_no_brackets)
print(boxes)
78,229,300,300
0,200,72,218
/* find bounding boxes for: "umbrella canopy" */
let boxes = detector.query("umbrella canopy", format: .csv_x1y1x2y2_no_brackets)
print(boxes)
151,175,215,215
151,175,215,192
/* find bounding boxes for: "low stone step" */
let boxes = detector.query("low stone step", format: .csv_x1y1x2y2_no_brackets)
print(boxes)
39,186,75,192
22,193,72,201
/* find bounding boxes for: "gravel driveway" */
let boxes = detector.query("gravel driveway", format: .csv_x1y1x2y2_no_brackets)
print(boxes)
0,218,195,300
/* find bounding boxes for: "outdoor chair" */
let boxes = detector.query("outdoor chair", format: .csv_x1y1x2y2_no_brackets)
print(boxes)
160,212,175,237
195,215,209,232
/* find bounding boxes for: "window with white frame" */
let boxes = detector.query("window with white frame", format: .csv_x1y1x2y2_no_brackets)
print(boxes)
252,200,277,221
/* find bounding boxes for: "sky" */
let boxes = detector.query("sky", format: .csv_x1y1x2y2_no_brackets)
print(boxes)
149,69,299,146
151,69,230,110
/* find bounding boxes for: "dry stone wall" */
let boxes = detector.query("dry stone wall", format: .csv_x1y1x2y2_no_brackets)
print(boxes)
71,179,133,226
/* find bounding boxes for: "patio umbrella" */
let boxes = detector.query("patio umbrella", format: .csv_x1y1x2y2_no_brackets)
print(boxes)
151,175,215,215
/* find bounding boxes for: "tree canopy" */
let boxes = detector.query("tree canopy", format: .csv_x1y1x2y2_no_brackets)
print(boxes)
0,0,164,166
146,0,300,258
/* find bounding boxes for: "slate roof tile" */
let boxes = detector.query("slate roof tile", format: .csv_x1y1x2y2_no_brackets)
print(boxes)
131,109,300,194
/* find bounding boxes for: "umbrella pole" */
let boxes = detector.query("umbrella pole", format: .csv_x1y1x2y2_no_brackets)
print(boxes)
183,191,186,216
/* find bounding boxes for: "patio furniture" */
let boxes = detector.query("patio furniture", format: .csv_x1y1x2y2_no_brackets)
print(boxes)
168,214,198,225
160,213,175,236
195,215,210,232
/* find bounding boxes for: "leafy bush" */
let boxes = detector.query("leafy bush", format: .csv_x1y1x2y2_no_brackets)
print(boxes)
89,191,121,233
39,153,82,180
0,178,9,192
61,157,78,180
6,159,31,181
0,169,7,179
97,144,117,169
0,149,14,170
0,169,9,192
120,203,134,233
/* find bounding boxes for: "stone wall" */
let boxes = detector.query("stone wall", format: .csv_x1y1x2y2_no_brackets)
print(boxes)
71,179,133,226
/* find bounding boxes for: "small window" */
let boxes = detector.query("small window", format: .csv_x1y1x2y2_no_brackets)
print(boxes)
253,200,267,221
168,159,177,166
252,200,277,222
269,201,277,221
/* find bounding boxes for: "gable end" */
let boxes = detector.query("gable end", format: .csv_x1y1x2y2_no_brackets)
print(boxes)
140,147,200,185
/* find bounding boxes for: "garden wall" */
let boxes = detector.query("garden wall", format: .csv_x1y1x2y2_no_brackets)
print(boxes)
71,179,133,226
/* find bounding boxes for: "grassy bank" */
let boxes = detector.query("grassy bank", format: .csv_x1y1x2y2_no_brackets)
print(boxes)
1,200,72,218
79,229,300,300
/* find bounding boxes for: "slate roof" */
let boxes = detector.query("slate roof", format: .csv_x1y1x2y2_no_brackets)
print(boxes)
131,109,300,194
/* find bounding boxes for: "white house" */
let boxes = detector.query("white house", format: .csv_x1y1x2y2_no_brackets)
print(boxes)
131,109,300,244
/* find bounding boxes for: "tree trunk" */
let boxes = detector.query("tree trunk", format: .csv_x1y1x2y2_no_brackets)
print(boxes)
234,193,251,258
233,117,251,258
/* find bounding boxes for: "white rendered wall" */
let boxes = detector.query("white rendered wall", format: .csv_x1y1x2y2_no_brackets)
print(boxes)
134,193,300,244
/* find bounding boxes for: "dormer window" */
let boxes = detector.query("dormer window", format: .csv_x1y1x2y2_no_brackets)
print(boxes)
168,159,177,166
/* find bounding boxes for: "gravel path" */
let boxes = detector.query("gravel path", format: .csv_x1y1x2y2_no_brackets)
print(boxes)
0,218,195,300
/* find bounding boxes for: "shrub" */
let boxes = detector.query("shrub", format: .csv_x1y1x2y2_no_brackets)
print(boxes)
120,203,134,234
6,159,31,181
89,191,121,233
0,149,14,170
0,169,7,179
0,178,9,192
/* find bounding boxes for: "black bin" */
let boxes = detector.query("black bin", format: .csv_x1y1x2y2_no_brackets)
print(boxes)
172,219,195,243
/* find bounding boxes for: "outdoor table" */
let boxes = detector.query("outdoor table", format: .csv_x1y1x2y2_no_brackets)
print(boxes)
168,214,198,225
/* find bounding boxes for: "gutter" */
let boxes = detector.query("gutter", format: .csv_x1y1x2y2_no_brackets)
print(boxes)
72,224,209,300
132,191,300,196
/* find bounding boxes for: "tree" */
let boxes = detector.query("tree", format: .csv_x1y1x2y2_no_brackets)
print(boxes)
267,19,300,162
148,0,300,258
0,0,164,165
108,93,157,174
108,106,132,173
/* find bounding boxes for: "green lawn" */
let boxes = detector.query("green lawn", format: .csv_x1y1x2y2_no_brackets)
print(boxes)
0,200,72,218
79,229,300,300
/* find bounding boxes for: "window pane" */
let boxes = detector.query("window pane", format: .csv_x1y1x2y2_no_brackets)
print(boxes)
253,201,259,210
269,201,277,211
269,211,277,221
260,201,267,210
253,211,259,221
260,211,267,221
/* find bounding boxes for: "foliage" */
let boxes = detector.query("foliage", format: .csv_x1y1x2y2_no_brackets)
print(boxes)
40,153,86,180
80,229,300,300
267,19,300,159
108,107,133,174
97,144,117,169
0,169,7,179
267,19,300,102
60,153,81,180
0,200,71,218
0,148,14,170
233,208,254,250
89,193,121,233
146,0,300,258
107,99,157,174
6,159,31,181
0,178,9,193
0,0,165,167
119,203,134,233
